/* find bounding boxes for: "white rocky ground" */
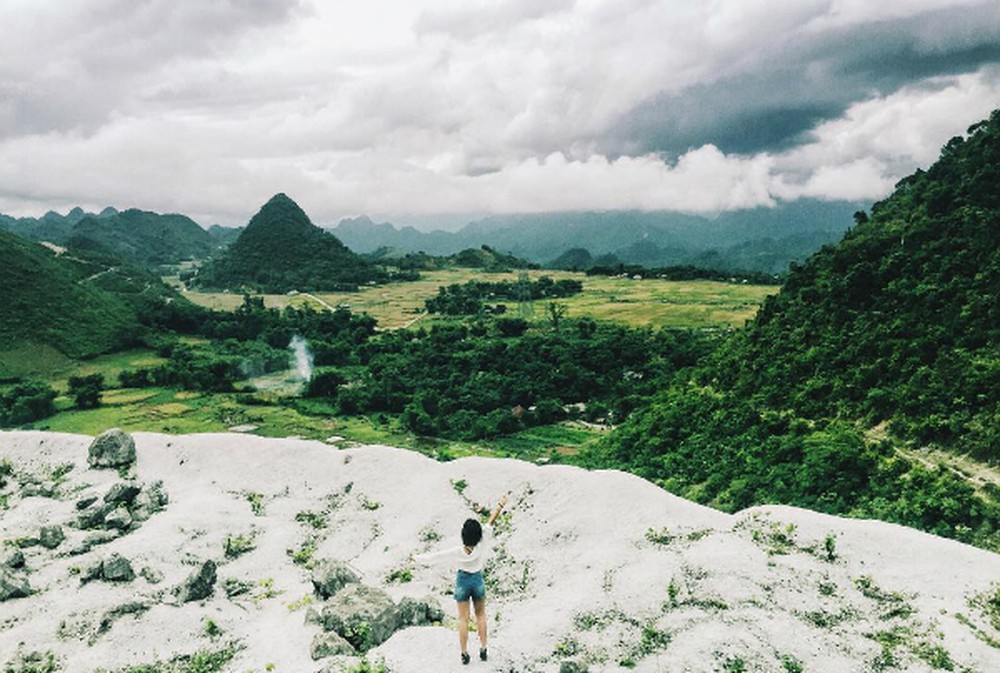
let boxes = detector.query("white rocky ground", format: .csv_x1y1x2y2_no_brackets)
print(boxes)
1,430,998,673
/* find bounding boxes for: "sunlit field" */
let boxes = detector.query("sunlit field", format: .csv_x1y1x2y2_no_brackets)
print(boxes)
173,269,778,330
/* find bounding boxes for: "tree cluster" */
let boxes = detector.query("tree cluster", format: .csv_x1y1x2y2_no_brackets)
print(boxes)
425,276,583,315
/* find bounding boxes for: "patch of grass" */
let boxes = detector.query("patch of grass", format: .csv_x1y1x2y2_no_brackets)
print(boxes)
779,653,804,673
294,510,327,529
244,492,265,517
3,650,60,673
644,526,674,546
451,478,468,495
854,576,916,620
284,593,314,612
360,494,381,510
202,618,222,639
223,533,256,559
384,567,413,584
93,642,237,673
287,539,317,566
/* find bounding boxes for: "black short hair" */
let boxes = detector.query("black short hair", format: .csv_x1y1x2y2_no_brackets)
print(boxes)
462,518,483,547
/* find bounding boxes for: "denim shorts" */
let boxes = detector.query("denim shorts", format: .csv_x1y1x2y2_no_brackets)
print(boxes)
454,570,486,602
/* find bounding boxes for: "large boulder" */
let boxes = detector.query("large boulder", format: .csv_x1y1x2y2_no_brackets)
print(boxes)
394,595,445,629
174,560,217,603
87,429,136,470
311,559,360,599
0,568,32,600
318,584,397,652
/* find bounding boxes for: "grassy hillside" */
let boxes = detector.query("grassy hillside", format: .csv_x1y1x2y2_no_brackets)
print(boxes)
0,232,144,366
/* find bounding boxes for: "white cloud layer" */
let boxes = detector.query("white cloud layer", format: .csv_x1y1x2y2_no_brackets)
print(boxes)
0,0,997,225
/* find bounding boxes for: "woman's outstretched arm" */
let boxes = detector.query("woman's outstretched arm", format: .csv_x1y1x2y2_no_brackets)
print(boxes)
486,493,508,526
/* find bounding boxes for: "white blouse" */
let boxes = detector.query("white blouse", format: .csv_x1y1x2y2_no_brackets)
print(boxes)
413,525,493,574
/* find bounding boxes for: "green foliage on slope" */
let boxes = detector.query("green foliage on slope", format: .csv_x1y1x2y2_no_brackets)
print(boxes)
0,231,143,360
195,193,387,292
68,208,216,266
712,110,999,460
589,110,1000,551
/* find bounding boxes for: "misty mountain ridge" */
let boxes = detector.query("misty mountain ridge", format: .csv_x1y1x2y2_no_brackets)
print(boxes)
330,199,866,274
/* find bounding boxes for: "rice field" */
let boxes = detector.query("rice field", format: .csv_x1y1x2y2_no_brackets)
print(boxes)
176,269,778,330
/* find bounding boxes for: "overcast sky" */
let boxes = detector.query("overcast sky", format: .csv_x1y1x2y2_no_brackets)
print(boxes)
1,0,998,227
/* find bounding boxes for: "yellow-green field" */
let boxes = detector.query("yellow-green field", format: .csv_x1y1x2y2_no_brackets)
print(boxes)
175,269,777,330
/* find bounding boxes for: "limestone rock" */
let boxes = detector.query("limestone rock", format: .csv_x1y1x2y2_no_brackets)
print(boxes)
318,583,397,652
311,630,356,659
38,525,64,549
76,503,111,530
131,481,168,522
139,566,164,584
175,560,217,603
311,558,360,598
104,481,141,506
394,595,445,628
87,428,136,470
104,505,133,531
76,495,98,510
0,568,32,600
69,530,121,555
2,548,25,569
102,553,135,582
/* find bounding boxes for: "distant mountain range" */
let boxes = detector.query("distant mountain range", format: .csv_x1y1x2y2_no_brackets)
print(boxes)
1,198,864,275
0,206,227,267
330,200,865,274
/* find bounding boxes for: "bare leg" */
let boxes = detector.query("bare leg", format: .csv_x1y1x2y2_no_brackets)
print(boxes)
473,596,487,650
457,599,471,655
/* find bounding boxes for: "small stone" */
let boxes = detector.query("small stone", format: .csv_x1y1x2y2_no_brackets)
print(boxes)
104,482,141,505
560,661,590,673
2,549,25,569
38,525,65,550
174,560,217,603
77,504,110,530
140,566,164,584
76,495,98,510
311,631,356,660
0,568,31,601
102,553,135,582
104,506,133,531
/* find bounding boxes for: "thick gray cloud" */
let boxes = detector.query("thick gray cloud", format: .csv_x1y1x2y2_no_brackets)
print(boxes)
0,0,997,224
605,3,1000,156
0,0,307,137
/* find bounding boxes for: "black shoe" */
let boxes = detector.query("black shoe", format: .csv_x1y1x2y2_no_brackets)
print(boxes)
461,652,470,665
480,648,488,661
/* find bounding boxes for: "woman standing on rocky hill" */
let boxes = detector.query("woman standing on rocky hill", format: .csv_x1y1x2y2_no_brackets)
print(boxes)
412,493,508,665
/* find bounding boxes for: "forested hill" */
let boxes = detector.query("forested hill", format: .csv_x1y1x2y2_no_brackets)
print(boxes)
194,193,387,293
714,109,999,461
0,207,217,267
592,109,1000,551
0,231,142,361
67,209,215,266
